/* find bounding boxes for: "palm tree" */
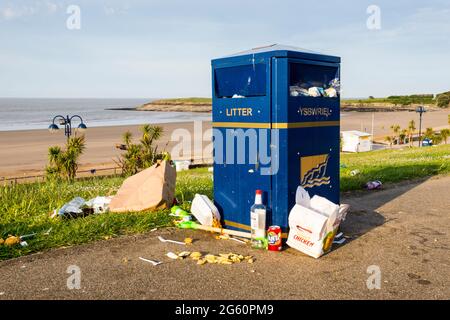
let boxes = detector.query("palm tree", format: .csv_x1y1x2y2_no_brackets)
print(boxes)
440,129,449,144
116,124,165,176
123,131,133,147
399,129,408,145
140,125,164,168
390,124,401,145
45,135,86,180
407,120,416,147
424,127,434,139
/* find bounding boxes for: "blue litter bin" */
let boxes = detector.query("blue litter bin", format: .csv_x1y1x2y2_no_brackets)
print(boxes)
211,44,341,236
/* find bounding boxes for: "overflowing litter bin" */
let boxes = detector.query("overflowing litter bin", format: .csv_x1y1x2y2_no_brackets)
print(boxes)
212,44,341,236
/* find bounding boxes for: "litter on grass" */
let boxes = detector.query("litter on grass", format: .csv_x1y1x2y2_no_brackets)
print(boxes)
57,196,112,218
366,180,382,190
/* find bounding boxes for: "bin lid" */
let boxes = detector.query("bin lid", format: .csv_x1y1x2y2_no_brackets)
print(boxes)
214,44,340,63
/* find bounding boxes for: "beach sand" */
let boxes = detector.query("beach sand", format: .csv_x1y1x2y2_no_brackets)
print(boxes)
0,110,449,179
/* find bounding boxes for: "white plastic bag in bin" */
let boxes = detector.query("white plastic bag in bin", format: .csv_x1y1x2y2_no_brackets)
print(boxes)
190,194,221,226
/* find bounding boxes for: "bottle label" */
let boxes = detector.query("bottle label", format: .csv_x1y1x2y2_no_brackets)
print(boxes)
251,208,266,237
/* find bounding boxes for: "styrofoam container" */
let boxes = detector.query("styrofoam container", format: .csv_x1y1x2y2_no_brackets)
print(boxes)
190,194,221,226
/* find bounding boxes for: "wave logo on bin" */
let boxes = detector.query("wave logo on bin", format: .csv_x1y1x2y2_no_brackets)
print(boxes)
300,154,330,188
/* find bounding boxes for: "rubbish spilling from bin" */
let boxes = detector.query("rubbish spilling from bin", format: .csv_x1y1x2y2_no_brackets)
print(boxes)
286,187,350,258
109,160,176,212
191,194,221,227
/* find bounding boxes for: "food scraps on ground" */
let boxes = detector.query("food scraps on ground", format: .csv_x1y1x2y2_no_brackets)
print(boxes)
166,252,180,260
168,250,253,266
4,236,20,246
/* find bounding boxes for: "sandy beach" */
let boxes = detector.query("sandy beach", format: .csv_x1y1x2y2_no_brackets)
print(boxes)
0,110,449,179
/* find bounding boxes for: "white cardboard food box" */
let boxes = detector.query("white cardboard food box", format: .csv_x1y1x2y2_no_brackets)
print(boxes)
286,195,349,258
190,194,221,226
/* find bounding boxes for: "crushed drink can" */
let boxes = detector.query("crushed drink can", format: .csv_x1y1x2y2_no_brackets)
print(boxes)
267,225,282,251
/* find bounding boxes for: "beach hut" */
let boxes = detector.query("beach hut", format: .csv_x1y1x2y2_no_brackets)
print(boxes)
341,130,372,152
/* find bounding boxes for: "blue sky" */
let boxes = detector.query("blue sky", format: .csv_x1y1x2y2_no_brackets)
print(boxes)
0,0,449,98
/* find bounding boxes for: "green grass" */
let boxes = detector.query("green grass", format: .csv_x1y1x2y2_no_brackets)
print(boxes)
0,169,212,260
340,144,449,191
343,94,436,106
1,145,449,260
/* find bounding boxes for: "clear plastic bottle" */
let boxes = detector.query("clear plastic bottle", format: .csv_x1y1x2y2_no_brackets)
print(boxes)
250,189,267,249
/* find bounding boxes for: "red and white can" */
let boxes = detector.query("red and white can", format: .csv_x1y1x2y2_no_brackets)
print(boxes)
267,225,282,251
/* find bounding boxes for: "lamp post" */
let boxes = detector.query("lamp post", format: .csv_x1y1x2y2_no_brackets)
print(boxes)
48,115,87,140
415,106,426,147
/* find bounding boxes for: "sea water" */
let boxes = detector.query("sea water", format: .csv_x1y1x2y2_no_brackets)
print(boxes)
0,98,211,131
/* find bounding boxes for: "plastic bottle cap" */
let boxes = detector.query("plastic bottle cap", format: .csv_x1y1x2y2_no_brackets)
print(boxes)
256,190,262,195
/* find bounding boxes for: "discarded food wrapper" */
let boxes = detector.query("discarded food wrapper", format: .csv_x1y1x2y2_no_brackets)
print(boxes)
286,189,350,258
85,196,112,214
109,160,176,212
190,194,221,227
58,197,87,218
366,180,382,190
295,186,311,207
